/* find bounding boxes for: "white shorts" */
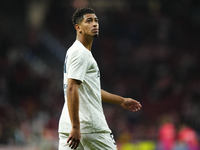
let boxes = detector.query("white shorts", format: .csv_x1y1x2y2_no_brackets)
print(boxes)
59,132,118,150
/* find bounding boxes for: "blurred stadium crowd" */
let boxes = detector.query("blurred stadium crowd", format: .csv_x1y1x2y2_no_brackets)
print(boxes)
0,0,200,149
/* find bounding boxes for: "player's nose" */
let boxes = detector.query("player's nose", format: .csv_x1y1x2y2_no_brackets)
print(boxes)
93,21,98,26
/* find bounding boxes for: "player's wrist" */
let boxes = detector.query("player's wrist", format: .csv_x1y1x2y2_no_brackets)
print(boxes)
72,124,80,129
119,97,126,106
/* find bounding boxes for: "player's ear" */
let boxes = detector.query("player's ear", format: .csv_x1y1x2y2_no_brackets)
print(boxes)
75,24,82,34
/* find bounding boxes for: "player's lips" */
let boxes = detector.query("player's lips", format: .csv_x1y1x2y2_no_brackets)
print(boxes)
92,28,98,32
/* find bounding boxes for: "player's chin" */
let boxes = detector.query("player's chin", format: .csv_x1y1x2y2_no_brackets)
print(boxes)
93,33,99,38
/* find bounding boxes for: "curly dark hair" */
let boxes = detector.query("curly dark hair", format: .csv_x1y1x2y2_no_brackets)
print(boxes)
72,7,95,27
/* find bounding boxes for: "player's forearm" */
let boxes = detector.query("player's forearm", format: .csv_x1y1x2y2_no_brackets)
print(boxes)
67,86,80,129
101,89,124,105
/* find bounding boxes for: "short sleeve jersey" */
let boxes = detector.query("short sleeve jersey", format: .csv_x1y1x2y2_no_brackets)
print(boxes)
58,40,111,133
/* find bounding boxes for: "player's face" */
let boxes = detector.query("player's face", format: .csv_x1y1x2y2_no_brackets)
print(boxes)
79,14,99,38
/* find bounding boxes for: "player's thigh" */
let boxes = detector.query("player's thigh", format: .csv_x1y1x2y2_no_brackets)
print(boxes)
58,133,84,150
82,133,118,150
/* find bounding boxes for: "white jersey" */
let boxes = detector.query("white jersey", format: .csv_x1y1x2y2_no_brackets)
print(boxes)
58,40,111,134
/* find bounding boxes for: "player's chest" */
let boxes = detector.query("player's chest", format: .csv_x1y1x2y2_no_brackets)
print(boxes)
87,59,100,77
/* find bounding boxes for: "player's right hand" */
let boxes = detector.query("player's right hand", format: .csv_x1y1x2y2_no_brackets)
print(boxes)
67,128,81,149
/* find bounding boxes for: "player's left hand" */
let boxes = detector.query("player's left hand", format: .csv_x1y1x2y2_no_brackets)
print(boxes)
121,98,142,112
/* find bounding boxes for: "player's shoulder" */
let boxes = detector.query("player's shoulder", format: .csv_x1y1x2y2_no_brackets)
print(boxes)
68,40,89,57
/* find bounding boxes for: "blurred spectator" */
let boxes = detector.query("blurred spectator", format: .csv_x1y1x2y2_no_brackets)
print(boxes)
158,115,176,150
177,125,199,150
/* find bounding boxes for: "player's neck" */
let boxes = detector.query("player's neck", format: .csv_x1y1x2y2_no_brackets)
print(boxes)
76,35,93,51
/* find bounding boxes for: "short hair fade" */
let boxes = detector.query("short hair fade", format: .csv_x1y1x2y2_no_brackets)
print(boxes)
72,7,95,27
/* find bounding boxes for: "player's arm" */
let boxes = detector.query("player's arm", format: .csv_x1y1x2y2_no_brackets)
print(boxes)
67,78,81,149
101,89,142,112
